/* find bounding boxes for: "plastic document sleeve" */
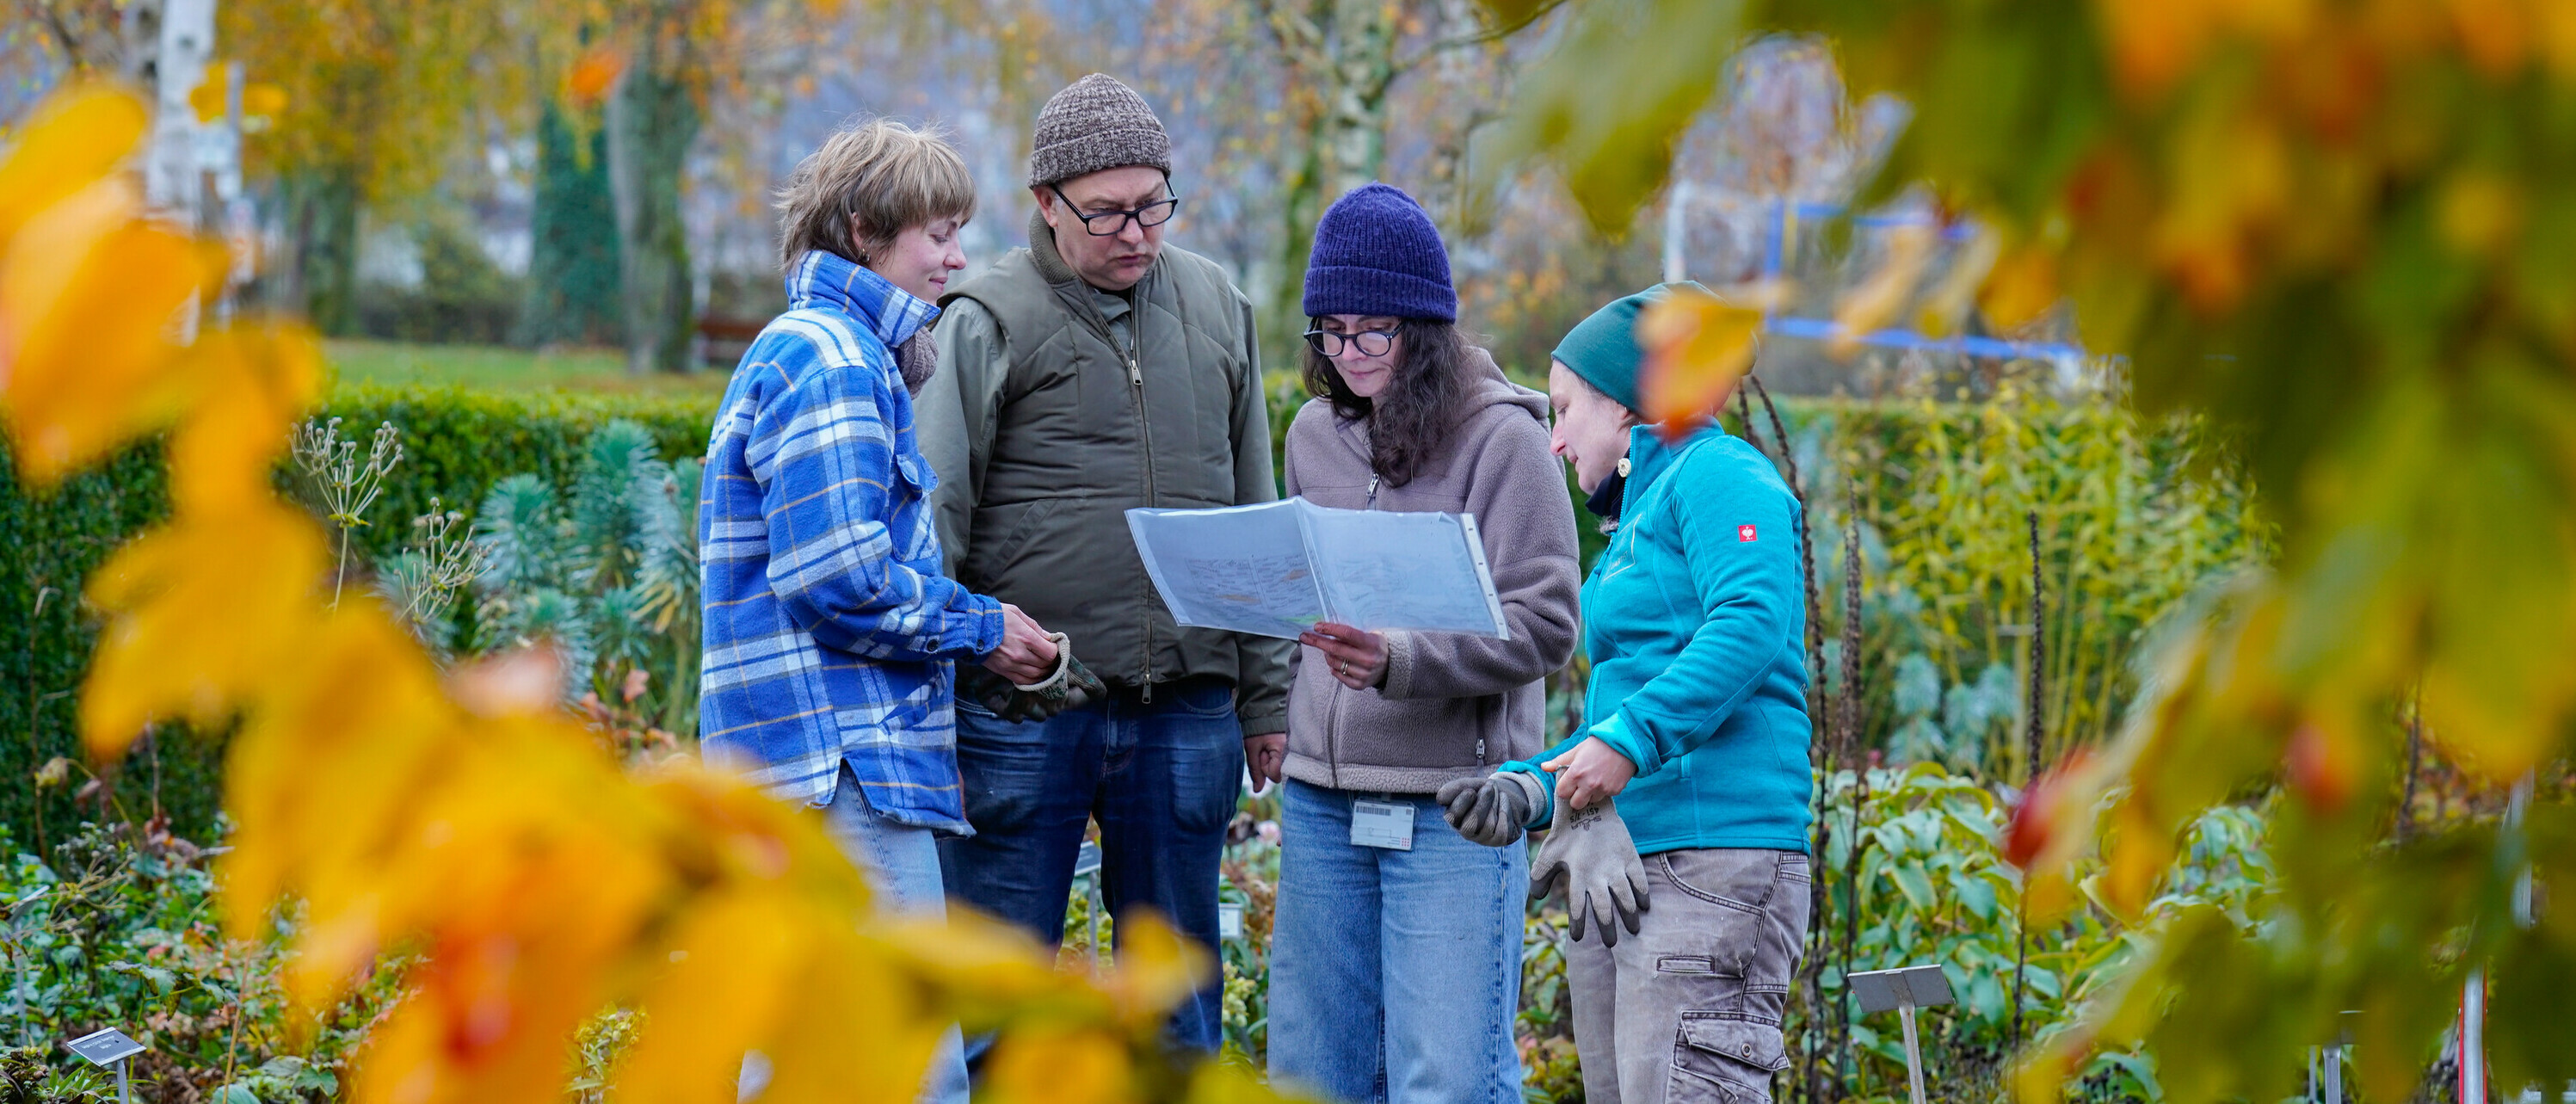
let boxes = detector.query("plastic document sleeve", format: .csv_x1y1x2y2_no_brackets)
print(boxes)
1125,497,1509,642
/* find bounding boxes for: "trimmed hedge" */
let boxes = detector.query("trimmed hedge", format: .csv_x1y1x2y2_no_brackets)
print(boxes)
318,385,718,563
2,387,719,843
0,441,217,846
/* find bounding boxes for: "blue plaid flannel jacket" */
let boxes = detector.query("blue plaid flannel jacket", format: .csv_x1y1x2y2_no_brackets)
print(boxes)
698,250,1002,830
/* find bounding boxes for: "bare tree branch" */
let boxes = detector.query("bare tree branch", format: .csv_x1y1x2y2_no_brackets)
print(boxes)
1390,0,1562,74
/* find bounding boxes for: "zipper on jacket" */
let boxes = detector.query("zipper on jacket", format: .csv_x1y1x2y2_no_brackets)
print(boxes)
1060,279,1162,701
1365,472,1381,509
1128,343,1157,704
1476,737,1486,767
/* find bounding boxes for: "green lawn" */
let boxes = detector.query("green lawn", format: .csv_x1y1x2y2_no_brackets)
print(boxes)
325,339,730,396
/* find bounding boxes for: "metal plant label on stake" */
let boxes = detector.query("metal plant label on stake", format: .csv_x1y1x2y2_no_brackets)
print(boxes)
1850,965,1953,1104
65,1026,145,1104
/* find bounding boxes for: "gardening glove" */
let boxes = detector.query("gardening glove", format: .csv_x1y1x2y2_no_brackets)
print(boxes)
1005,632,1106,721
959,634,1105,723
1438,771,1544,848
958,665,1026,719
1527,784,1649,947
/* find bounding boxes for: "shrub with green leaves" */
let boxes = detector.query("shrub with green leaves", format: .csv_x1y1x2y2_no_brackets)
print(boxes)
1799,765,2273,1103
0,823,401,1103
471,419,702,737
1794,394,2270,780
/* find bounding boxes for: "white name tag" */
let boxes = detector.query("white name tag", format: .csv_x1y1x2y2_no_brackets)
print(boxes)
1350,799,1414,850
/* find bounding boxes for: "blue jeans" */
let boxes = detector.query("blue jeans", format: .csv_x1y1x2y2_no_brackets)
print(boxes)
810,765,971,1104
1267,780,1528,1104
938,676,1244,1053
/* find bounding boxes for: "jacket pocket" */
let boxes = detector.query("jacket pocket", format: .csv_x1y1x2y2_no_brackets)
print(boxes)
887,452,943,564
1668,1015,1787,1104
968,497,1061,585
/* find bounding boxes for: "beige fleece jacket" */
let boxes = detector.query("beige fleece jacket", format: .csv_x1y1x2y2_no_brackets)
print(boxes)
1279,350,1582,794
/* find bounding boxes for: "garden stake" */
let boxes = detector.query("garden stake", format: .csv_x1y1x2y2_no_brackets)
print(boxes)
1850,965,1951,1104
65,1027,143,1104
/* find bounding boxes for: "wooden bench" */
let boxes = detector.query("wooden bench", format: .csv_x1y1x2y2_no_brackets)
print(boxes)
695,316,768,369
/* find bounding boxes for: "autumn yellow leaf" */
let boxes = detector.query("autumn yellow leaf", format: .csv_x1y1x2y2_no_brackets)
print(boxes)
983,1027,1133,1104
243,82,288,121
2012,1027,2093,1104
749,926,944,1104
612,888,811,1104
1094,909,1212,1030
81,503,325,756
166,323,324,511
1913,226,1998,337
1980,241,2063,333
1184,1063,1311,1104
2,182,221,484
2444,0,2532,77
219,610,456,947
189,72,229,123
882,910,1085,1022
0,85,146,250
2151,107,2290,314
1829,222,1934,357
2434,170,2524,258
567,46,628,106
1635,281,1777,438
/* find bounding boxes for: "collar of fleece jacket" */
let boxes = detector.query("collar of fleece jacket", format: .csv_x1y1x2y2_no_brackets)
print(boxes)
783,249,940,348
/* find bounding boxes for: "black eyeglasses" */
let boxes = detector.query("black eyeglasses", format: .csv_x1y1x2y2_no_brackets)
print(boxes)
1303,326,1400,358
1048,184,1180,236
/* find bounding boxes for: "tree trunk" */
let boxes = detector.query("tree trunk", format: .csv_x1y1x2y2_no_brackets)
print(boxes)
521,101,626,348
1266,0,1400,367
605,59,699,373
282,164,361,336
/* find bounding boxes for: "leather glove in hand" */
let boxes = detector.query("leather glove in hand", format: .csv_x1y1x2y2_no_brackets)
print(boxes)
1437,771,1544,848
1527,785,1649,946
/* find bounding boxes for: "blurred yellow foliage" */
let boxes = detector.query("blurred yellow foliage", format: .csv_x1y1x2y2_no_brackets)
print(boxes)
1633,282,1775,435
1492,0,2576,1096
0,84,1304,1104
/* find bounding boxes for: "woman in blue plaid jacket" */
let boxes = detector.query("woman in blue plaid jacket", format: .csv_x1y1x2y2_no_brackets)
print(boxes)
696,121,1057,1104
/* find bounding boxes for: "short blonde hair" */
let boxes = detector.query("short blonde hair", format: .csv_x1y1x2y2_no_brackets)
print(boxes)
775,120,977,271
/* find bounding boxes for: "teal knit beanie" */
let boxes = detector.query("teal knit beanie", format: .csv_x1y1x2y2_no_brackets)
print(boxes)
1552,282,1708,415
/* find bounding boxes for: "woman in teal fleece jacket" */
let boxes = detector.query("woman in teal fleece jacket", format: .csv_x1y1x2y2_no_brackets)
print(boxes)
1440,284,1813,1104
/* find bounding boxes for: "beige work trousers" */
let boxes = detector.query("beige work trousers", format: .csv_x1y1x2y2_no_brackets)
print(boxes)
1565,848,1811,1104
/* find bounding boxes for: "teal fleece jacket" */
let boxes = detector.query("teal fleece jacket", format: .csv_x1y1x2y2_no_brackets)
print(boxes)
1502,424,1814,854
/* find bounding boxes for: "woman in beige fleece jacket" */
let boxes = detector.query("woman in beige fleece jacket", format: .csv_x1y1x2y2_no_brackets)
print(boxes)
1254,182,1581,1104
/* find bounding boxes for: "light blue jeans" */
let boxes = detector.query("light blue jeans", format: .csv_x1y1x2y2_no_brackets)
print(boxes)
742,764,969,1104
1266,780,1528,1104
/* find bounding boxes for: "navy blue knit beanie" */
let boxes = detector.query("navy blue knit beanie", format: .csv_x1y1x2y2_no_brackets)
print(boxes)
1302,182,1457,323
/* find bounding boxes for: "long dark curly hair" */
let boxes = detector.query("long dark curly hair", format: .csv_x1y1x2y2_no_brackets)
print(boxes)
1301,319,1481,488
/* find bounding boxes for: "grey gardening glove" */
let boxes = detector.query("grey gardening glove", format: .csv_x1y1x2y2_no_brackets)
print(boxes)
1438,771,1544,848
1527,784,1649,947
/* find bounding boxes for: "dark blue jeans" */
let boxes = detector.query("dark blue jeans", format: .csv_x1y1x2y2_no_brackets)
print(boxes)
938,675,1244,1053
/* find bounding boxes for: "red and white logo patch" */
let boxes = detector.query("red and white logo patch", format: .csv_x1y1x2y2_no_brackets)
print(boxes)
1738,524,1758,542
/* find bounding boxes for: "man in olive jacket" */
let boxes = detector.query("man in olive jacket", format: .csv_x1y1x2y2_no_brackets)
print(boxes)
916,73,1292,1053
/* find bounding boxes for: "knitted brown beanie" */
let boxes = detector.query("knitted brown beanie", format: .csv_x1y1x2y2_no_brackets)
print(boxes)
1027,74,1172,187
